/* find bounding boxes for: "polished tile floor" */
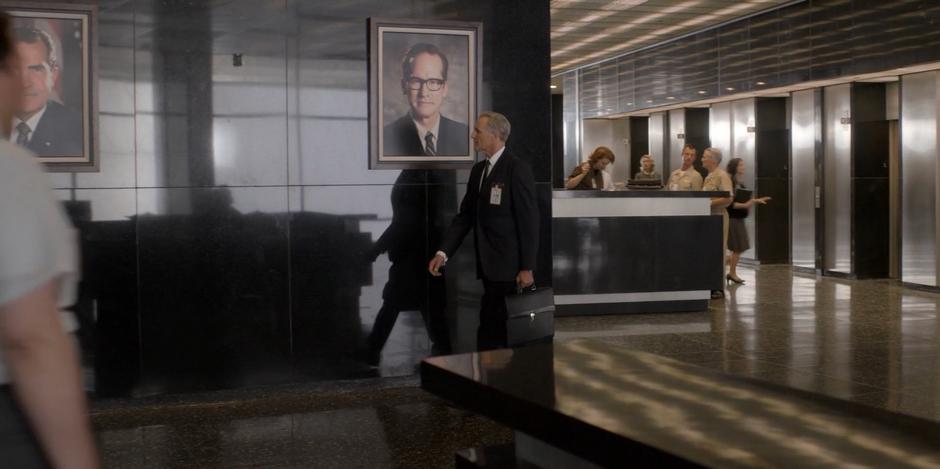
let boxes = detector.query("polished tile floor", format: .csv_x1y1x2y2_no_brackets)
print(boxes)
556,265,940,420
96,265,940,467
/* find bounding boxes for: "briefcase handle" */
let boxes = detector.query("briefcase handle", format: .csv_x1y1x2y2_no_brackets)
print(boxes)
515,284,538,294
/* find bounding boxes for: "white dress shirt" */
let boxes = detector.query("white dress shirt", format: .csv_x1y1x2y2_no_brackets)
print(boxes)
437,147,507,262
10,105,47,144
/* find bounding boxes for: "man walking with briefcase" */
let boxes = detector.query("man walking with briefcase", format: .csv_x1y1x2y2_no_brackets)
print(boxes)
428,111,540,351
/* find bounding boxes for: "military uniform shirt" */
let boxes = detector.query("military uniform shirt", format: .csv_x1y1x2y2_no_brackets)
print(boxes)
667,167,704,191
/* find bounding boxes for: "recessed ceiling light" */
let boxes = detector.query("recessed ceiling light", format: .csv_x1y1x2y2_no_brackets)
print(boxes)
549,84,558,89
697,90,707,94
627,102,633,105
756,81,766,85
666,96,675,100
645,100,653,103
726,87,735,91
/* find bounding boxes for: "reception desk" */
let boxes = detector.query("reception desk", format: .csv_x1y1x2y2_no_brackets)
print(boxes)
552,190,725,315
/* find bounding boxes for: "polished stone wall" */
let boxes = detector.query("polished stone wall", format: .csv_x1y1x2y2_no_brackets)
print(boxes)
52,0,550,398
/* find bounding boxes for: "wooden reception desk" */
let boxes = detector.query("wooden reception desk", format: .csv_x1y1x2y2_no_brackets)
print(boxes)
552,190,726,315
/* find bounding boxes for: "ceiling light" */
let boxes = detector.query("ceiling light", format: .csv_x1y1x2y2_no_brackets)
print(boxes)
666,96,675,100
550,84,558,89
646,99,653,103
756,81,766,85
697,90,707,94
552,0,762,71
551,0,704,60
726,87,735,91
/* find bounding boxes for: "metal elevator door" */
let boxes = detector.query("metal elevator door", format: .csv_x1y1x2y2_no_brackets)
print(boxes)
822,84,853,275
790,89,819,270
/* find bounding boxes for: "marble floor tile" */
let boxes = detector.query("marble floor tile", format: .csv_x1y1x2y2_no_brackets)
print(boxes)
95,264,940,466
95,381,511,469
555,265,940,422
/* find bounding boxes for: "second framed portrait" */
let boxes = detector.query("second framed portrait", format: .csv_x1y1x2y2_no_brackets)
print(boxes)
5,2,97,171
369,18,481,169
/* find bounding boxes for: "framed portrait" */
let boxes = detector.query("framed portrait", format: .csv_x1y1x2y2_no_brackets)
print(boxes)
5,2,97,171
369,18,481,170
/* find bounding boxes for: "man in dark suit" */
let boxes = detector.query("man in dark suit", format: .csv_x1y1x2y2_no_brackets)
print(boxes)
383,43,469,156
428,112,539,351
11,27,82,157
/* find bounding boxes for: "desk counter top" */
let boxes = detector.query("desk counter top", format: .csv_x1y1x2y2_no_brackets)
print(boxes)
422,340,940,468
553,189,728,198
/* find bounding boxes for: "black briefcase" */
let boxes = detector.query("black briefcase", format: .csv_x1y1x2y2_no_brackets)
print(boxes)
505,286,555,347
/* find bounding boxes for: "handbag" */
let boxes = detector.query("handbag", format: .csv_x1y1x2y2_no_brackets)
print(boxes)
504,286,555,347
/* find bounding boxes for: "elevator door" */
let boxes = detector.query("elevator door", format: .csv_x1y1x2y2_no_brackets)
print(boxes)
790,89,818,270
823,84,852,275
900,72,938,286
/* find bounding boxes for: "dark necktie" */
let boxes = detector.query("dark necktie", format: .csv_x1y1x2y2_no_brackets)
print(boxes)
424,131,436,156
480,160,491,190
15,122,30,146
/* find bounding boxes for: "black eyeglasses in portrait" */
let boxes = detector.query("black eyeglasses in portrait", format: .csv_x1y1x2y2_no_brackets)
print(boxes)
404,77,445,91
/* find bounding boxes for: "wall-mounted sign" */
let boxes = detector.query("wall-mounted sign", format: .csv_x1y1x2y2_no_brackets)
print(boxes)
676,133,685,139
747,126,757,133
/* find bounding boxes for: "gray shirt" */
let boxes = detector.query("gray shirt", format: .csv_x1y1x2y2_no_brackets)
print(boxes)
0,140,78,383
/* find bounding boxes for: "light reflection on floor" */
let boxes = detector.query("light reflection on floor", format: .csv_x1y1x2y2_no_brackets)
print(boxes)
555,265,940,421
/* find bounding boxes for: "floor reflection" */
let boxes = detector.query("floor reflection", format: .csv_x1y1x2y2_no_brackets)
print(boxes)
95,265,940,467
95,382,510,469
555,265,940,421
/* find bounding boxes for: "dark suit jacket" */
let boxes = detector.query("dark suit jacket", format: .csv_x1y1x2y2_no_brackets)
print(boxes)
26,100,83,157
383,114,469,156
440,150,539,282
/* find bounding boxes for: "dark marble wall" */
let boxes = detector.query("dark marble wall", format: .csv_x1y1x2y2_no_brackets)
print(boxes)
51,0,550,398
851,83,890,279
755,97,790,264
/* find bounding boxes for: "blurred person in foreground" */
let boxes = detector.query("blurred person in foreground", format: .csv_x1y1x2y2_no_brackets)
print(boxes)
0,12,98,469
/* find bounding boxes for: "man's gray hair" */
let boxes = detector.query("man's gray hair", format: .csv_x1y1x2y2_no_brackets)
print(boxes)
704,147,722,164
479,111,511,141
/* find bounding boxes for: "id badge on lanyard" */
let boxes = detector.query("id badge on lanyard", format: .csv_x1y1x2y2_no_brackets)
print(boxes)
490,183,503,205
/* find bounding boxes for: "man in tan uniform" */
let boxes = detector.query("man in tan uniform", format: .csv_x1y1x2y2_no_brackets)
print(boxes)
701,147,733,299
666,144,704,191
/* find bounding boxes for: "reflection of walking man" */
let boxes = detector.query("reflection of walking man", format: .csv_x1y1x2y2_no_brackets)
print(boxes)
383,43,469,156
428,112,539,351
10,27,82,157
364,170,450,366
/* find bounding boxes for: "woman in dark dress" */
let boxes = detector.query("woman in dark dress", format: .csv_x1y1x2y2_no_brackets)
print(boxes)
725,158,770,284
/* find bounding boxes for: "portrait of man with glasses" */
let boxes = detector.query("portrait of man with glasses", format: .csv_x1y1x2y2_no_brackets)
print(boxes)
382,43,469,157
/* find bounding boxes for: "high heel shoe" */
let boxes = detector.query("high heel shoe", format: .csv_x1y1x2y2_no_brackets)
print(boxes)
726,274,745,285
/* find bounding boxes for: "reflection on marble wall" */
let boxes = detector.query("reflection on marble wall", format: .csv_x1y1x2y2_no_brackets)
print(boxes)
50,0,550,398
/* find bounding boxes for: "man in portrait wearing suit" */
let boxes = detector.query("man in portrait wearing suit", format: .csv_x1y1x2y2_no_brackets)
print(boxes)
428,112,539,351
10,27,82,157
383,43,469,156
